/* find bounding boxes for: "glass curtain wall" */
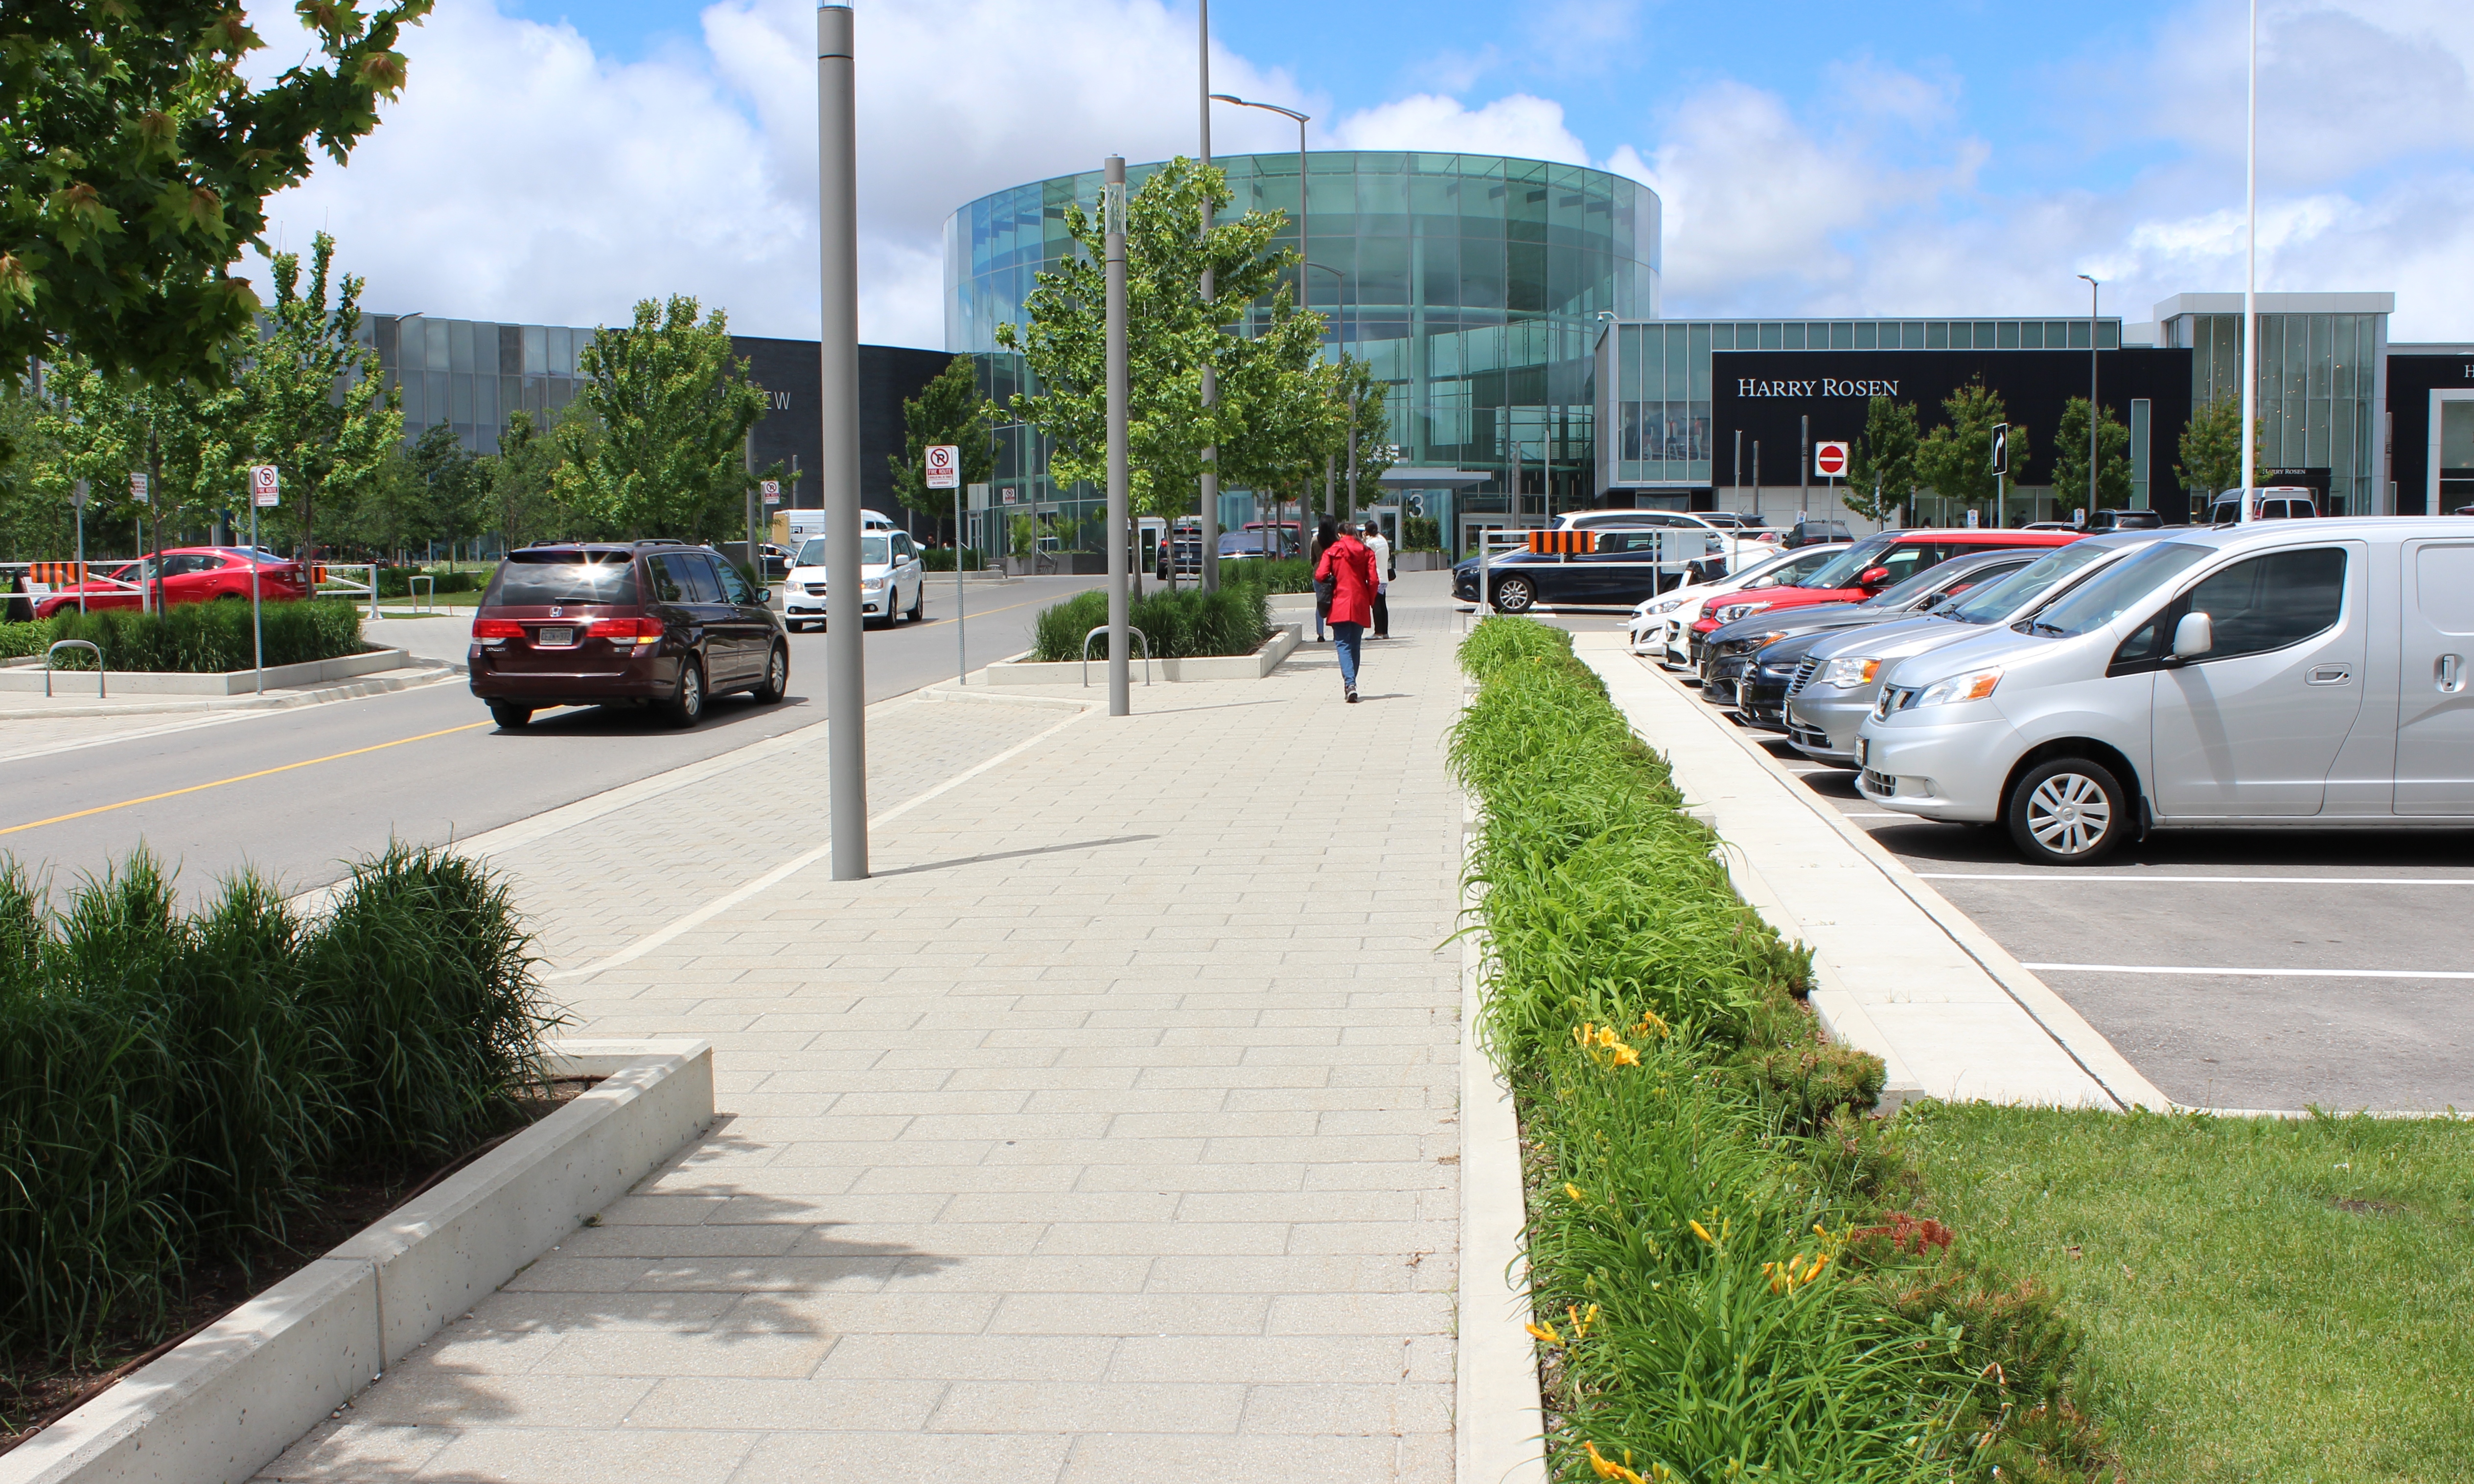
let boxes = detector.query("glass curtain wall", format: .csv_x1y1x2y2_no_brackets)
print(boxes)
2176,313,2380,515
364,314,587,456
945,151,1661,551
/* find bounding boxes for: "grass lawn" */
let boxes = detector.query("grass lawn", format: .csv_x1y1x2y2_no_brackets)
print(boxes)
1902,1103,2474,1483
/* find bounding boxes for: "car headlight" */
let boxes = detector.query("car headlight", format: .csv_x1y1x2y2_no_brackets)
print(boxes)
1713,601,1769,623
1639,594,1688,616
1914,666,2003,707
1820,656,1882,688
862,576,885,590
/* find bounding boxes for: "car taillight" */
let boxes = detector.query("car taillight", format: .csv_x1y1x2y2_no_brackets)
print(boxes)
472,618,523,639
592,617,662,641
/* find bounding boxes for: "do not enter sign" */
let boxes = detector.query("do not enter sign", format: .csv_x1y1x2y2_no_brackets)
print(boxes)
1814,441,1849,478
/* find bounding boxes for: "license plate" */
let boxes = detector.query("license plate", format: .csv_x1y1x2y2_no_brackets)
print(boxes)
537,626,574,646
1853,737,1869,767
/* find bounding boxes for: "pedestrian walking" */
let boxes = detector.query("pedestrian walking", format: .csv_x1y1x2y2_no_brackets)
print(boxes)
1308,516,1339,642
1314,518,1379,704
1360,519,1393,639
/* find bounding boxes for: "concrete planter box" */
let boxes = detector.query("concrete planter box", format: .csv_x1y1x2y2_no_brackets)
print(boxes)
1396,550,1449,571
0,647,414,697
983,623,1301,685
0,1039,716,1484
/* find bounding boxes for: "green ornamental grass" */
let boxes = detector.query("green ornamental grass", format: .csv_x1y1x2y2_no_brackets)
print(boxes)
34,599,365,673
1030,583,1273,662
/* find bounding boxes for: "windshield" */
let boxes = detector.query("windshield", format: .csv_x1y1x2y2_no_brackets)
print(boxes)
796,536,892,566
1220,532,1284,555
1863,561,1970,610
491,556,640,606
1800,533,1897,589
2018,541,2213,637
1942,542,2117,625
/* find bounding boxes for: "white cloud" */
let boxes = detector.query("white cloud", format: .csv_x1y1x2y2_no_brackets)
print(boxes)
1328,93,1589,164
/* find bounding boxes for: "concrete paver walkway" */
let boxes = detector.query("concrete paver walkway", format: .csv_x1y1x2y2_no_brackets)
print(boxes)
264,588,1470,1483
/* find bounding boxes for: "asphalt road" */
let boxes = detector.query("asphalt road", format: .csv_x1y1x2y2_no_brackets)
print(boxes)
0,573,1102,901
1531,609,2474,1114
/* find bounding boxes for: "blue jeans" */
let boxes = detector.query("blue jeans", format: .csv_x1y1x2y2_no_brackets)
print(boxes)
1331,622,1364,689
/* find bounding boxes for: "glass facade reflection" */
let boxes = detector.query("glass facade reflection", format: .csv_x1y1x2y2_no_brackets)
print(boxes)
945,151,1660,540
2161,298,2387,516
364,315,588,455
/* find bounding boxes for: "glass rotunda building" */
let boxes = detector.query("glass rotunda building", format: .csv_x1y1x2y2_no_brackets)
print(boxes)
944,151,1661,551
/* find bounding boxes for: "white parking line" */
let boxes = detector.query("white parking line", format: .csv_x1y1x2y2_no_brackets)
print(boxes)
1927,873,2474,885
2028,962,2474,980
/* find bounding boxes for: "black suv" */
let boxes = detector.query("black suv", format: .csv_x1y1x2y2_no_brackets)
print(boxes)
468,542,787,730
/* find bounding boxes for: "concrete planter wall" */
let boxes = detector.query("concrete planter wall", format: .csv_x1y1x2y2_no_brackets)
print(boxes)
1396,550,1450,571
0,1039,715,1484
984,623,1301,685
0,647,414,697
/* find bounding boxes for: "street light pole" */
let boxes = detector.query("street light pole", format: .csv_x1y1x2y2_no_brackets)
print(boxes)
2077,273,2101,516
1196,0,1219,592
818,1,867,881
1211,93,1314,556
1105,155,1131,717
2239,0,2259,516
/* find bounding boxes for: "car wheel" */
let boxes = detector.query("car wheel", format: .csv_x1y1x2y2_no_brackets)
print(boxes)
488,702,532,730
752,644,788,704
664,659,706,728
907,582,924,623
1490,575,1536,613
2007,757,2129,866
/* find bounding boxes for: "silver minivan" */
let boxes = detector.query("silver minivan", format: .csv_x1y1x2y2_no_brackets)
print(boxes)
1855,518,2474,864
1784,531,2168,766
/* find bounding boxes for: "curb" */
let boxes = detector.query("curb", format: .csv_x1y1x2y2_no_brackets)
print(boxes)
0,1039,716,1484
1456,764,1549,1479
0,665,455,721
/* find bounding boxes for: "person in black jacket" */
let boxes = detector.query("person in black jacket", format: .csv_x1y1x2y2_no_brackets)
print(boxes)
1308,515,1339,642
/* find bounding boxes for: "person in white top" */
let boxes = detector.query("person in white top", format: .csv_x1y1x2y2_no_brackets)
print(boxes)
1360,520,1393,639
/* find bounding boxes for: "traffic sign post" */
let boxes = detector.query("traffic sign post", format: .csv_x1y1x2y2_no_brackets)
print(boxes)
248,466,278,692
69,480,88,615
925,446,962,685
1990,423,2010,528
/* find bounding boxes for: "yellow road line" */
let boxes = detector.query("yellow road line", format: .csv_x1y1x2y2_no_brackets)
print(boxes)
0,721,492,837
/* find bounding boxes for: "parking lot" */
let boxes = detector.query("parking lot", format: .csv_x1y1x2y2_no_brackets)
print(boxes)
1541,610,2474,1115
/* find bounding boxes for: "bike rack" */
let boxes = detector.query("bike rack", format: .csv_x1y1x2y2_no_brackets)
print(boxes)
408,574,435,613
1083,625,1152,687
44,639,103,699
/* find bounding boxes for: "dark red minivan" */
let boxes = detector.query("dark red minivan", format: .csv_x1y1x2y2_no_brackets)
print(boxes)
467,542,787,730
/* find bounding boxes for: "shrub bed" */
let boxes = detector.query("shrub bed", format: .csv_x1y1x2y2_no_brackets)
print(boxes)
920,547,986,572
31,600,365,673
1029,583,1272,662
0,845,562,1364
1224,556,1313,594
1455,617,2106,1482
0,621,46,661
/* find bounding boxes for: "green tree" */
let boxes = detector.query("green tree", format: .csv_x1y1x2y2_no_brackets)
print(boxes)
25,353,241,589
1914,377,2031,518
888,354,995,535
234,232,399,568
996,156,1328,526
0,1,431,385
1844,396,1919,523
486,406,579,551
2049,397,2132,517
554,296,764,540
2175,392,2265,511
405,419,491,556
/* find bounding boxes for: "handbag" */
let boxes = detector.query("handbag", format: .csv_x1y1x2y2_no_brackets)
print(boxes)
1312,548,1338,607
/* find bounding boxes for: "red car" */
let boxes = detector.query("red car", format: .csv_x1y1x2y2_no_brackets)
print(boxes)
1686,528,2083,648
33,547,310,618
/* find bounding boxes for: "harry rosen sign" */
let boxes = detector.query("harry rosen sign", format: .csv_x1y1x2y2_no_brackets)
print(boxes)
1736,377,1902,398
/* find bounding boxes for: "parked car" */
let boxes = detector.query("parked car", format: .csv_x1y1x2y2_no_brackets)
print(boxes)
2209,486,2319,525
1553,508,1769,572
1685,527,2083,669
1781,519,1855,548
1628,543,1850,665
783,530,924,631
467,541,786,730
1453,525,1720,612
2088,509,2164,531
1218,528,1298,562
1856,517,2467,865
32,547,309,618
1781,532,2173,764
1701,549,2047,725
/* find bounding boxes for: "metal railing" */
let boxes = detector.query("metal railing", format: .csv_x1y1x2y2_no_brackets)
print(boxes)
407,574,436,613
1083,625,1152,687
311,563,381,621
44,640,103,699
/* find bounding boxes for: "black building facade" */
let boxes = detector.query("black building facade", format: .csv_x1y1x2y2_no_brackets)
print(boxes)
2386,350,2474,515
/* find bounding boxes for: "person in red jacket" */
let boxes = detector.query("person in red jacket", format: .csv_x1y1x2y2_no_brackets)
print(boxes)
1313,517,1379,703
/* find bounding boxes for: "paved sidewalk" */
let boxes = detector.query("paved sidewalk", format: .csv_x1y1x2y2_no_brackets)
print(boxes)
264,591,1469,1483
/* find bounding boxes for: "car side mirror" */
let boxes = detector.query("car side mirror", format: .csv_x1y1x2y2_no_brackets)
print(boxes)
2171,611,2213,659
1858,566,1892,589
757,589,771,606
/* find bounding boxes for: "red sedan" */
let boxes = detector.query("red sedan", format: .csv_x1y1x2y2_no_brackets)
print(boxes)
34,547,310,619
1688,528,2083,638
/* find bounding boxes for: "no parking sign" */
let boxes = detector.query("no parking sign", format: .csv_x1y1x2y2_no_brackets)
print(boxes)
251,464,281,507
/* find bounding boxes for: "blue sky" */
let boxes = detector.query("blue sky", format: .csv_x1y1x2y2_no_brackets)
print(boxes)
258,0,2474,345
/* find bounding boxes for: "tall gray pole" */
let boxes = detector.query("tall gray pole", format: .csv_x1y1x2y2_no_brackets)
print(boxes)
2239,0,2258,514
1105,156,1132,717
2079,274,2101,514
72,480,87,616
818,2,867,880
1196,0,1220,591
1799,414,1810,516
